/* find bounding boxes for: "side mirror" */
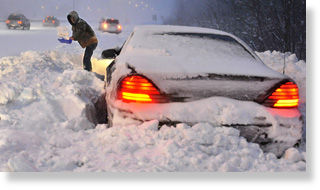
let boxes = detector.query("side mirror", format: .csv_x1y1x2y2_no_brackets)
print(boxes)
101,48,119,59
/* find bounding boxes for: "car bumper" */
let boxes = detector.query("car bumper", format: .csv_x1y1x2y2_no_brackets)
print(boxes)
100,28,121,33
108,96,303,156
7,24,23,28
43,23,58,27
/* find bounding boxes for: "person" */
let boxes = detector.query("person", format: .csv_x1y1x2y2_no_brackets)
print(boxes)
67,11,98,72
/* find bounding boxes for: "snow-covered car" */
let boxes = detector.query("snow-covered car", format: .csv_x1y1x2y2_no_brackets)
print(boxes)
43,16,60,27
102,25,302,156
99,18,122,34
5,13,30,30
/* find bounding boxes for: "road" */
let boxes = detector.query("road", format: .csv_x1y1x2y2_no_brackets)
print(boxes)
0,21,132,58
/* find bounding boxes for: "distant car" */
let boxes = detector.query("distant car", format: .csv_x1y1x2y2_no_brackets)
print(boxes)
43,16,60,27
102,25,303,156
6,13,30,30
99,18,122,34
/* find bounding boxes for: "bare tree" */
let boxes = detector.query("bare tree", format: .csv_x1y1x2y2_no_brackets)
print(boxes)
164,0,306,60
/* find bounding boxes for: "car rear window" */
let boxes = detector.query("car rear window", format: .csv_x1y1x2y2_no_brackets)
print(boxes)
163,32,255,58
107,19,119,24
128,32,256,60
8,15,22,20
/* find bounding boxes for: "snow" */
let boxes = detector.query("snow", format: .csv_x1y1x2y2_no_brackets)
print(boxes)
0,23,306,172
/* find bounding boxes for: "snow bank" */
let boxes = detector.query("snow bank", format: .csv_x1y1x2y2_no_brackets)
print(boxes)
0,51,105,171
77,121,305,172
0,120,306,172
0,48,306,172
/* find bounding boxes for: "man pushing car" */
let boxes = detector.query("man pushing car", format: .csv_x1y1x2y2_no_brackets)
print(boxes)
67,11,98,72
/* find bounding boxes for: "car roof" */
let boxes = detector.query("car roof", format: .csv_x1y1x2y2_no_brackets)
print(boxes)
106,18,119,22
45,16,57,19
9,13,25,17
133,25,233,37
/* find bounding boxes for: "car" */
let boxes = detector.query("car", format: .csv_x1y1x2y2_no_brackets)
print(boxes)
102,25,302,156
99,18,122,34
6,13,30,30
43,16,60,27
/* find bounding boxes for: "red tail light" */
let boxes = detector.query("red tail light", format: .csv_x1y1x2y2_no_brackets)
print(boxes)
43,19,45,23
17,21,22,24
118,75,168,103
6,20,10,24
263,82,299,108
52,20,55,24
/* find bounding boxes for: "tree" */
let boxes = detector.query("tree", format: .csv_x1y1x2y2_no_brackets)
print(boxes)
164,0,306,60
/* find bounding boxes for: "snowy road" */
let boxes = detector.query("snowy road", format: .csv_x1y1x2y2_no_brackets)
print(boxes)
0,22,306,172
0,21,132,58
0,22,58,57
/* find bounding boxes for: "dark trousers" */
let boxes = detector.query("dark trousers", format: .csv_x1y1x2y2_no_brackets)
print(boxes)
83,43,97,71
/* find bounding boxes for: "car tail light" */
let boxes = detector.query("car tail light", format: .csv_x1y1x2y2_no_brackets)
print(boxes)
6,20,10,24
43,19,45,23
52,20,55,24
17,21,22,24
263,81,299,108
103,23,108,29
117,24,122,30
118,75,168,103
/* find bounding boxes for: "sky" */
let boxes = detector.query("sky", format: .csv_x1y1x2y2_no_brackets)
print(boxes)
0,0,176,24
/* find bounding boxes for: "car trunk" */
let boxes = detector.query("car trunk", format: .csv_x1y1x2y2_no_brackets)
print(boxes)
9,20,20,26
108,24,118,30
123,54,286,103
149,73,285,103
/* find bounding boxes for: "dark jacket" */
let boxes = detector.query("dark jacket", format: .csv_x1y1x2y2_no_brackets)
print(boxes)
67,11,98,48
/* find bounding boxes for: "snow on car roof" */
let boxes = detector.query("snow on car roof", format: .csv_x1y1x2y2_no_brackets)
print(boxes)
133,25,233,36
118,25,284,79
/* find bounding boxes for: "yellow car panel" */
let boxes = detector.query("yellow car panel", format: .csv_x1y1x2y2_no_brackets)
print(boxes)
91,58,114,78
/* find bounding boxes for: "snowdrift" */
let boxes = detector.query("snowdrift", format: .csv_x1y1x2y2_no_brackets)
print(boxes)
0,50,306,172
